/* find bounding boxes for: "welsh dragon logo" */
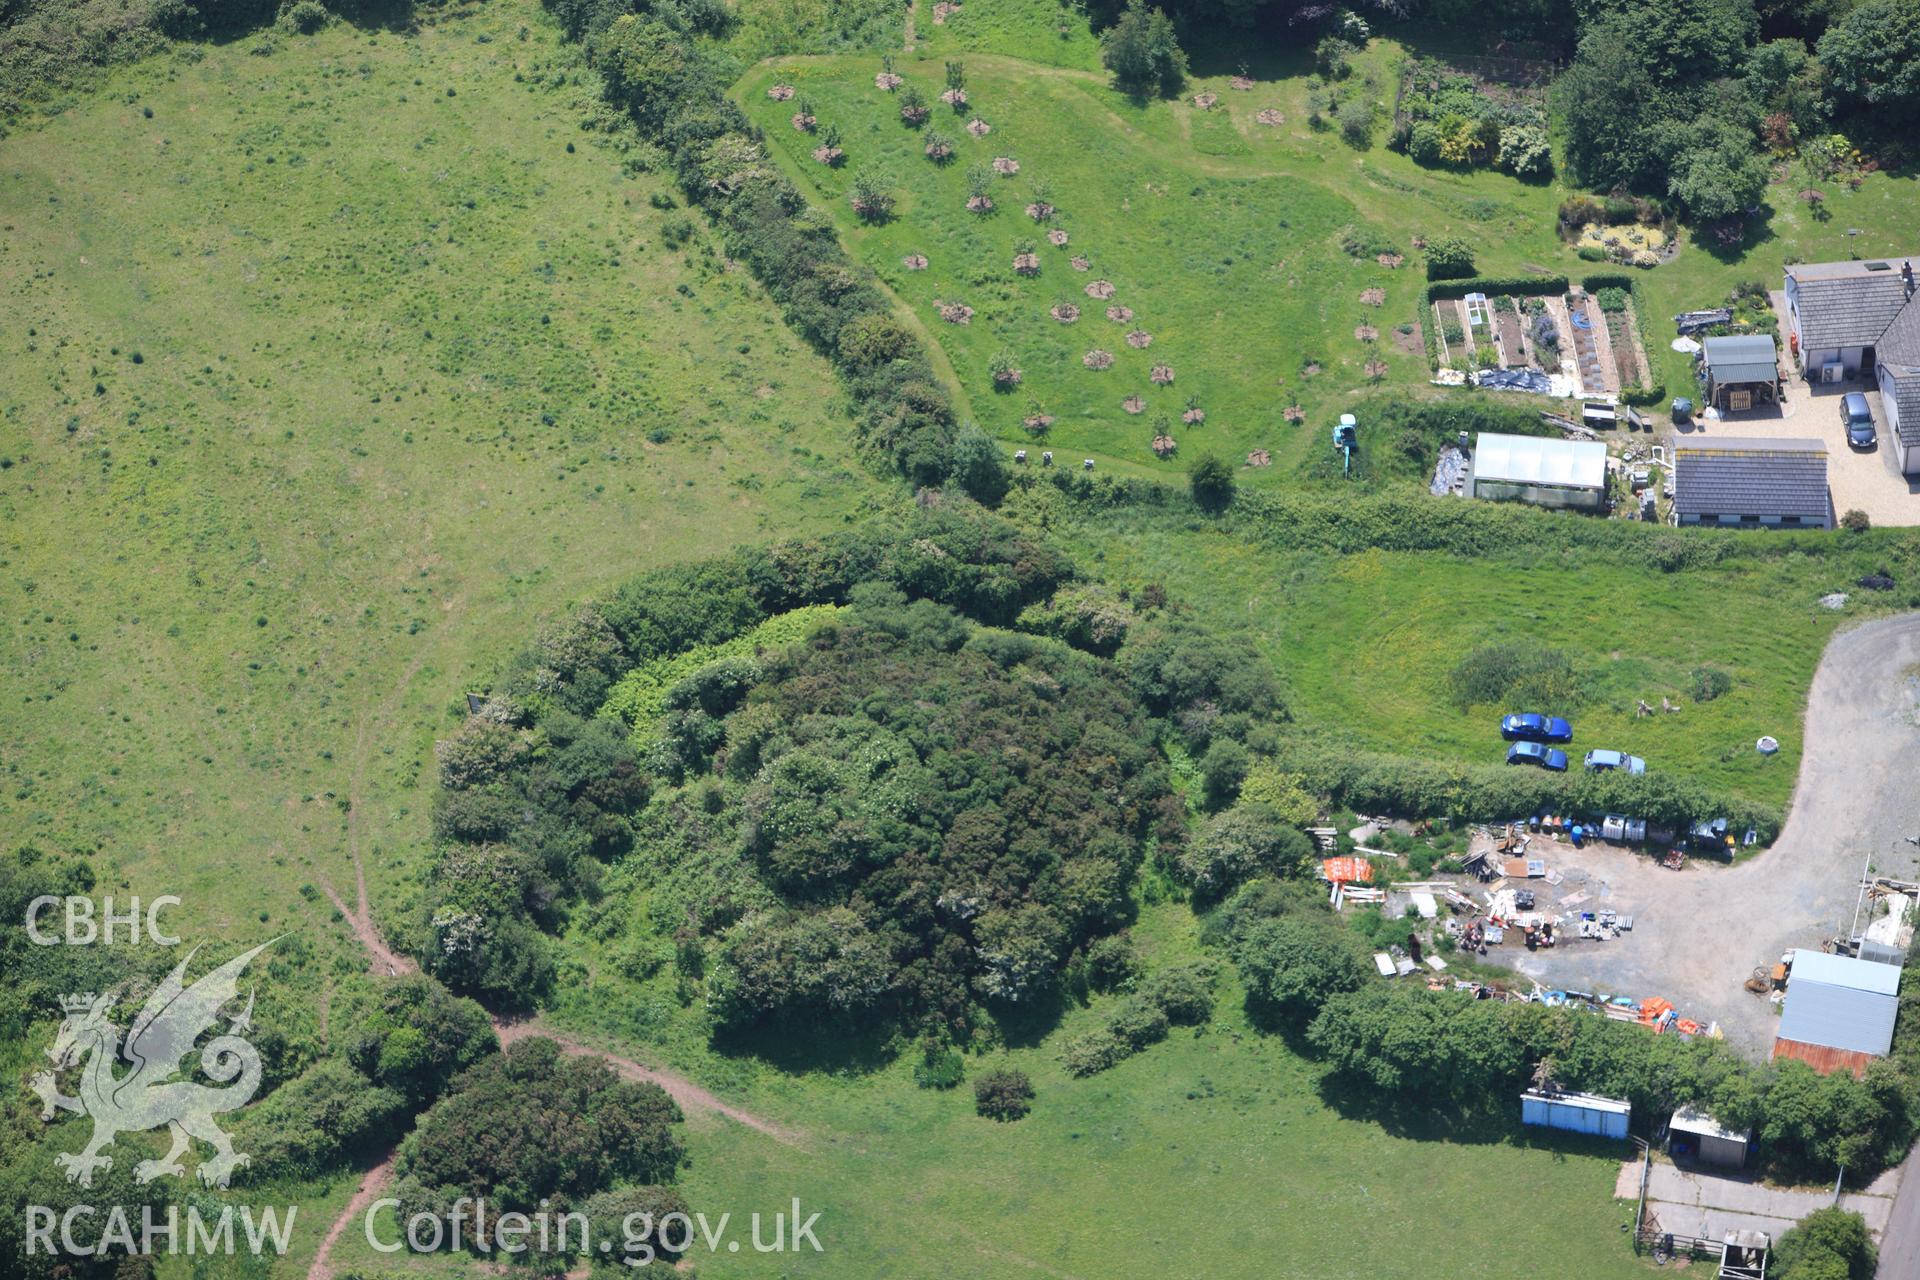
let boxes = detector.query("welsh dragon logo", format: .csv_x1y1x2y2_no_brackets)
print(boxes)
29,941,273,1188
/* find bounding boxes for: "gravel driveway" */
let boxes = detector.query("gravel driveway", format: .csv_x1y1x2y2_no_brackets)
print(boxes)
1489,613,1920,1054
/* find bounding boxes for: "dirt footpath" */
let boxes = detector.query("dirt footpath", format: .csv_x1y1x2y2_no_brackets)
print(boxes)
1490,614,1920,1054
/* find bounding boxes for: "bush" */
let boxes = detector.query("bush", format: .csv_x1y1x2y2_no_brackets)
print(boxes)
279,0,329,33
1576,244,1608,262
1086,934,1143,992
1189,453,1235,510
974,1067,1034,1119
1336,97,1373,148
1179,803,1315,900
1772,1207,1876,1280
1689,666,1734,703
1108,995,1171,1049
1061,1028,1128,1077
1595,286,1628,313
1447,641,1585,711
1842,508,1871,532
1139,962,1215,1025
913,1038,967,1089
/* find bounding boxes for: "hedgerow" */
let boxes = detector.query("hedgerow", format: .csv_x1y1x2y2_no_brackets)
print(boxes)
552,3,965,486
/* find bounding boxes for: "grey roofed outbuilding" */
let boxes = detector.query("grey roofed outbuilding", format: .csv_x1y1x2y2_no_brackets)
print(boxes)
1874,298,1920,446
1672,437,1829,521
1776,949,1900,1058
1786,261,1916,350
1702,334,1778,386
1885,373,1920,447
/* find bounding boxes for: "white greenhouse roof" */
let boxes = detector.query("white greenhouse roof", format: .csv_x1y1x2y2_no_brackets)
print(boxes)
1473,433,1608,490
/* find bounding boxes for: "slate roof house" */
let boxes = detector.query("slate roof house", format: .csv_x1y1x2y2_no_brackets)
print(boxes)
1782,257,1920,472
1671,437,1831,529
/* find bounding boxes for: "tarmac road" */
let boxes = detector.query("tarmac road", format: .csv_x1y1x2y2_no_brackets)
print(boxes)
1491,612,1920,1054
1884,1139,1920,1280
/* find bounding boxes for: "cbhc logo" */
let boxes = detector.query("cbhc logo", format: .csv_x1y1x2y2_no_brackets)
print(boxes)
25,896,182,946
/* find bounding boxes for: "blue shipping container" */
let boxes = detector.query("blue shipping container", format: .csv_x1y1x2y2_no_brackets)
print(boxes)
1521,1090,1630,1140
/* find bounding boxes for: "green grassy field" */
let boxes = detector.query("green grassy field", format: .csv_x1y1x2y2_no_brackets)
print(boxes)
737,27,1920,481
0,8,880,1262
5,5,1913,1278
1024,497,1885,812
0,0,883,943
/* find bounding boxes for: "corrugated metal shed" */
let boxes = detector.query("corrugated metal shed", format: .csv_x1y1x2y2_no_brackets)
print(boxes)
1790,948,1900,992
1703,334,1778,386
1774,949,1899,1064
1771,1037,1878,1079
1670,1104,1750,1168
1521,1088,1630,1140
1672,437,1829,523
1472,433,1607,490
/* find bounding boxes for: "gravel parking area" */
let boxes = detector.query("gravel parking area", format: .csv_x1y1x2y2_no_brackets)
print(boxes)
1675,381,1920,526
1483,614,1920,1054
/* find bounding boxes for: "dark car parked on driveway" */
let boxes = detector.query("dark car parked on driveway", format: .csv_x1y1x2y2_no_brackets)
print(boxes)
1842,392,1877,449
1500,712,1572,743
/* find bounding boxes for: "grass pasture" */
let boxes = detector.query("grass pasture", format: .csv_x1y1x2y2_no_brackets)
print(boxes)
0,0,877,1081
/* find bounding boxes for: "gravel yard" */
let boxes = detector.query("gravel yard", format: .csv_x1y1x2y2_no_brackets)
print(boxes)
1482,613,1920,1054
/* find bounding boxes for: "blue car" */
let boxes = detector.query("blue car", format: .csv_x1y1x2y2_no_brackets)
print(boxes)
1584,749,1646,775
1500,712,1573,743
1507,742,1569,771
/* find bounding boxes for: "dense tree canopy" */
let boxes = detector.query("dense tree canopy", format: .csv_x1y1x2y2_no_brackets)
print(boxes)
396,1037,685,1219
1819,0,1920,129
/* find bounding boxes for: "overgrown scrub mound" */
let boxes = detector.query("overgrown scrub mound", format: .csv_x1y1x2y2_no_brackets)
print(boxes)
1153,434,1177,457
1084,349,1114,369
1052,302,1081,323
1257,108,1284,126
1447,641,1586,712
812,142,844,166
938,301,974,324
1026,201,1055,221
1193,93,1218,110
767,85,794,101
791,111,815,133
967,195,995,213
974,1068,1033,1121
1013,252,1041,276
